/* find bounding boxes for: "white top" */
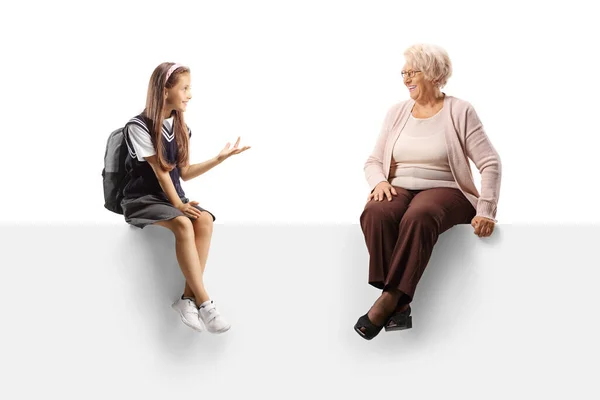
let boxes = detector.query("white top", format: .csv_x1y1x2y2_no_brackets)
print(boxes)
127,117,174,162
389,110,459,190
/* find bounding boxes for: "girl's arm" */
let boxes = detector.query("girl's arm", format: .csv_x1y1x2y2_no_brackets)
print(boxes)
145,155,188,208
180,156,223,181
180,136,251,182
145,155,202,219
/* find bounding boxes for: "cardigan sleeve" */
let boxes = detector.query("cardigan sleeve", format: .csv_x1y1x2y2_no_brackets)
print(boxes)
364,104,400,190
463,104,502,221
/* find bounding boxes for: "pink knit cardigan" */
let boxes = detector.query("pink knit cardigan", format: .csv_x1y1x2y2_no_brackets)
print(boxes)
364,95,502,221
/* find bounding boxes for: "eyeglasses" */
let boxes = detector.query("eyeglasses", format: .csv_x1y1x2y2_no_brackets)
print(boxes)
401,70,422,79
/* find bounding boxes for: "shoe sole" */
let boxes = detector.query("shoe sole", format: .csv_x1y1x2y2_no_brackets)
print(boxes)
207,324,231,334
171,303,205,333
384,316,413,332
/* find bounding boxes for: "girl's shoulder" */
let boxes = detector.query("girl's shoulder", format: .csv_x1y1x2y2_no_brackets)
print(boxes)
126,113,152,132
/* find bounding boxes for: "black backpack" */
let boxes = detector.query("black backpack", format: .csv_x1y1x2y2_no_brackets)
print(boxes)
102,125,132,214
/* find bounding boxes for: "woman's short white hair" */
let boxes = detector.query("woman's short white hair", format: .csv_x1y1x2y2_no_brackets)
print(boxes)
403,43,452,88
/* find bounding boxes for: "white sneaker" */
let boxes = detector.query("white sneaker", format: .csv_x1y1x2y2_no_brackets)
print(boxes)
171,297,205,332
198,300,231,334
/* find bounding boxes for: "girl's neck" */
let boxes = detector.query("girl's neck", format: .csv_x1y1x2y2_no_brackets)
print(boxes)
162,109,174,120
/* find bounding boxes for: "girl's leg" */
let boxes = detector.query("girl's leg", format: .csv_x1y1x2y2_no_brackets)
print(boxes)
154,216,209,303
158,213,230,333
181,211,213,299
183,282,194,299
192,211,214,275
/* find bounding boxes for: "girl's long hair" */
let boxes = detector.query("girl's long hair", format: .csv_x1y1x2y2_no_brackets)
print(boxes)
143,62,190,171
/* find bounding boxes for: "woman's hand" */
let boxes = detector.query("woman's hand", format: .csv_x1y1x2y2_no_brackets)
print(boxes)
177,201,203,220
217,137,251,162
368,181,397,202
471,216,495,237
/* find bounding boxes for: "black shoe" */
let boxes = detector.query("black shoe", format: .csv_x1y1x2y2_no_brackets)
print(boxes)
384,306,412,331
354,313,385,340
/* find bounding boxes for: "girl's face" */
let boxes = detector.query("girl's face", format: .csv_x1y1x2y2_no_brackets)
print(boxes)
165,72,192,113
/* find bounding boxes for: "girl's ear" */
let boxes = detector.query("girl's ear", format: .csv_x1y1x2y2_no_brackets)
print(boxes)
164,88,169,99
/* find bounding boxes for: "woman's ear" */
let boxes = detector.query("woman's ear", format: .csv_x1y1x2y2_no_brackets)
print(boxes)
164,88,169,99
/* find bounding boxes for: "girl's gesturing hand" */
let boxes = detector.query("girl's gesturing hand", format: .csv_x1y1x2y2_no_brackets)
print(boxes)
217,137,251,162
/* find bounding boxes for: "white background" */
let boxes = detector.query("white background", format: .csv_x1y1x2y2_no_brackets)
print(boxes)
1,0,598,224
2,2,600,399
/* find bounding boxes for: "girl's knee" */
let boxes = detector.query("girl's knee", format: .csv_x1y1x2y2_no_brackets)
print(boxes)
172,216,194,237
193,212,213,232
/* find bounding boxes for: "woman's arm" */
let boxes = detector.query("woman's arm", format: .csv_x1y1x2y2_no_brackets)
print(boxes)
364,104,401,190
463,104,502,221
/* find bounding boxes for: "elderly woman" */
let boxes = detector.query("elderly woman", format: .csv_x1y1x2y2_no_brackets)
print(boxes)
354,43,501,340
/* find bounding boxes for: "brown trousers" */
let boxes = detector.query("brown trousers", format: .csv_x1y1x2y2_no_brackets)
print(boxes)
359,187,476,304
